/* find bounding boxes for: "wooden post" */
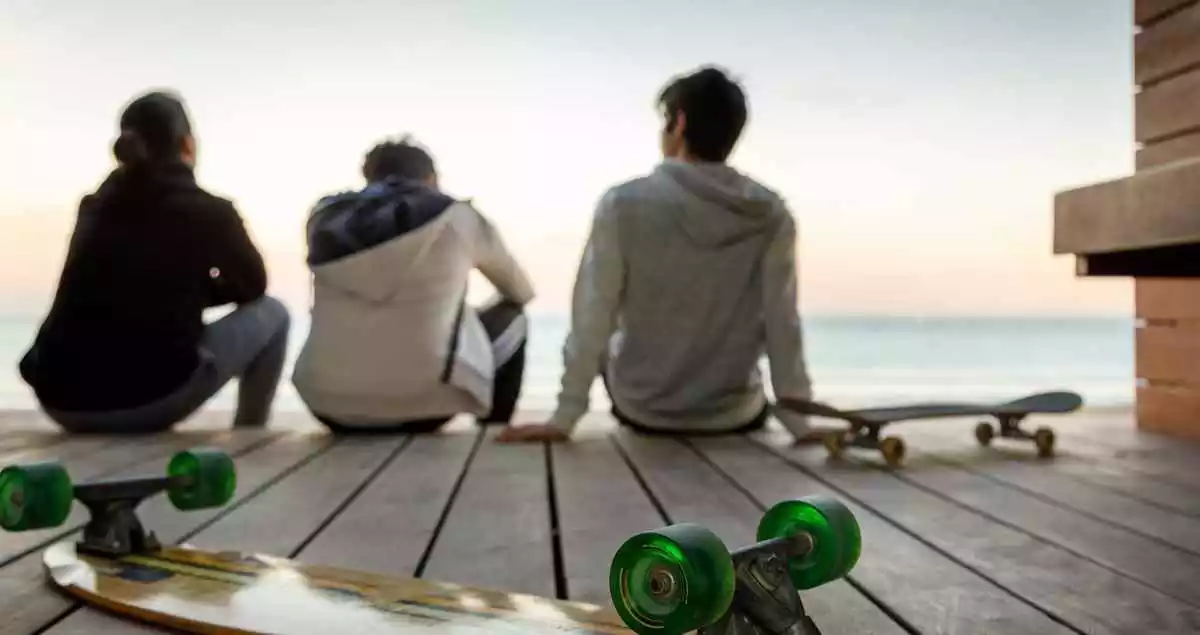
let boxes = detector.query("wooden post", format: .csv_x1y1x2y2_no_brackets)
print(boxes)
1133,0,1200,439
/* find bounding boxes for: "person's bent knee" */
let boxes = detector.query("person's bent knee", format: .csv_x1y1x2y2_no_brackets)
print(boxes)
496,299,526,321
243,295,290,332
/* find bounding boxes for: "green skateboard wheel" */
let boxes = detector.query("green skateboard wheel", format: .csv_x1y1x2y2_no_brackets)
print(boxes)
167,448,236,511
0,462,73,531
757,496,861,590
609,523,734,634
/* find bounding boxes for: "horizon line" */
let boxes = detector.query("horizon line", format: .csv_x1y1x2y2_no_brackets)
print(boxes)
0,309,1136,322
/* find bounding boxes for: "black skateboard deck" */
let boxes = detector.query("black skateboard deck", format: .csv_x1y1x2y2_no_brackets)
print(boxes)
778,391,1084,467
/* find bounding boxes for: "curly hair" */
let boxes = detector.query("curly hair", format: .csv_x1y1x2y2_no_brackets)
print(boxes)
361,135,436,182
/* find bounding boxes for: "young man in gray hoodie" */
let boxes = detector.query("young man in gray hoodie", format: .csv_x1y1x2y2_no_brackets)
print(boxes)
499,66,827,444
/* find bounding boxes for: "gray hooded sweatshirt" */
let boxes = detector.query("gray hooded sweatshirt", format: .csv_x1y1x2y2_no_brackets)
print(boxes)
549,159,814,438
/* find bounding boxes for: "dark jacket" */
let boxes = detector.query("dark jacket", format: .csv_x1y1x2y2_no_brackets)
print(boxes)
19,162,267,412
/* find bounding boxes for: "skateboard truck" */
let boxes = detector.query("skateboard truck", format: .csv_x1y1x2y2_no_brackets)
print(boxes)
75,475,183,557
975,414,1056,458
610,496,859,635
0,448,237,556
704,532,823,635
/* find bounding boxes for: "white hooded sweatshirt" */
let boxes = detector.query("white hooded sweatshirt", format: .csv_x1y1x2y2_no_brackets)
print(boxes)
292,179,533,424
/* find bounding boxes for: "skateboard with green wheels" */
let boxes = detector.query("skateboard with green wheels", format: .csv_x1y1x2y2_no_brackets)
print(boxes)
2,449,861,634
610,495,861,635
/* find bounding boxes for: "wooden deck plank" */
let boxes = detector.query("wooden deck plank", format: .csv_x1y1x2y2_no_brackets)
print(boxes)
885,412,1200,494
894,454,1200,607
0,432,69,456
1056,412,1200,453
420,428,556,598
0,435,119,473
551,433,665,605
124,432,337,555
757,434,1200,634
899,428,1200,556
0,430,305,635
687,436,1077,635
297,431,479,575
962,457,1200,556
39,433,394,635
614,431,908,635
1050,418,1200,490
906,412,1200,516
169,435,405,556
1050,459,1200,517
918,419,1200,517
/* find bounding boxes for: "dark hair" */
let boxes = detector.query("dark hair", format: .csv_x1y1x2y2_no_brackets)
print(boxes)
112,91,193,166
658,66,748,162
362,135,436,183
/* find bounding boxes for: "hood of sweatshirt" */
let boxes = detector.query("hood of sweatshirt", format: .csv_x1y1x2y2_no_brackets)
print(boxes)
653,159,786,248
305,178,456,303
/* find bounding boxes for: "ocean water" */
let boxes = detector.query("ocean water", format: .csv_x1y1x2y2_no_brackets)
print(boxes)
0,313,1134,412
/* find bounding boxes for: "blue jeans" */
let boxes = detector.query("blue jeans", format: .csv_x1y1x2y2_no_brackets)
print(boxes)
46,297,290,434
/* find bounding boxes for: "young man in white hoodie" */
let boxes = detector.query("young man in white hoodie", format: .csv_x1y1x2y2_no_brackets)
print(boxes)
498,66,827,444
293,137,534,433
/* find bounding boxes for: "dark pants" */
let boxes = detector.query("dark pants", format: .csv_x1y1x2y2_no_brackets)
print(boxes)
45,296,291,434
317,299,527,435
602,372,768,436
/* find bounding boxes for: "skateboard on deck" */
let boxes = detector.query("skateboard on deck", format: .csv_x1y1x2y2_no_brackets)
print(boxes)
778,391,1084,468
0,448,863,635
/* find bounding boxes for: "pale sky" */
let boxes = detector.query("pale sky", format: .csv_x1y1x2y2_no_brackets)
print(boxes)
1,0,1135,315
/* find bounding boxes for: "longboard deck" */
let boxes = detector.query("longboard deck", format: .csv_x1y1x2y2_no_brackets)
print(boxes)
45,541,631,634
788,391,1084,426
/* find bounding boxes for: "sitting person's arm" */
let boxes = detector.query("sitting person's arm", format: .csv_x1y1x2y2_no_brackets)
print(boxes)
204,200,268,307
497,193,624,442
469,204,535,306
761,212,822,443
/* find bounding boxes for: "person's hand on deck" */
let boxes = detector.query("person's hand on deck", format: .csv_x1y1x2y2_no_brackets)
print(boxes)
773,401,844,446
495,423,570,443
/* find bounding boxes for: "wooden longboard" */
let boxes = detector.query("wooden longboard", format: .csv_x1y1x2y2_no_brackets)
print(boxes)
45,541,632,634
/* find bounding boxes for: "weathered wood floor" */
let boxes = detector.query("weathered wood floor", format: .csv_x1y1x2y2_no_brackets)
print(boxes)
1,409,1199,634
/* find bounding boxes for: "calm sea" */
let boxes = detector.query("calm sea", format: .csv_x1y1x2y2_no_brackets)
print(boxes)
0,313,1134,412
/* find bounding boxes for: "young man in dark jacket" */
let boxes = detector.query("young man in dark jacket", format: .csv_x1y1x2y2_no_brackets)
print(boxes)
19,91,290,432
